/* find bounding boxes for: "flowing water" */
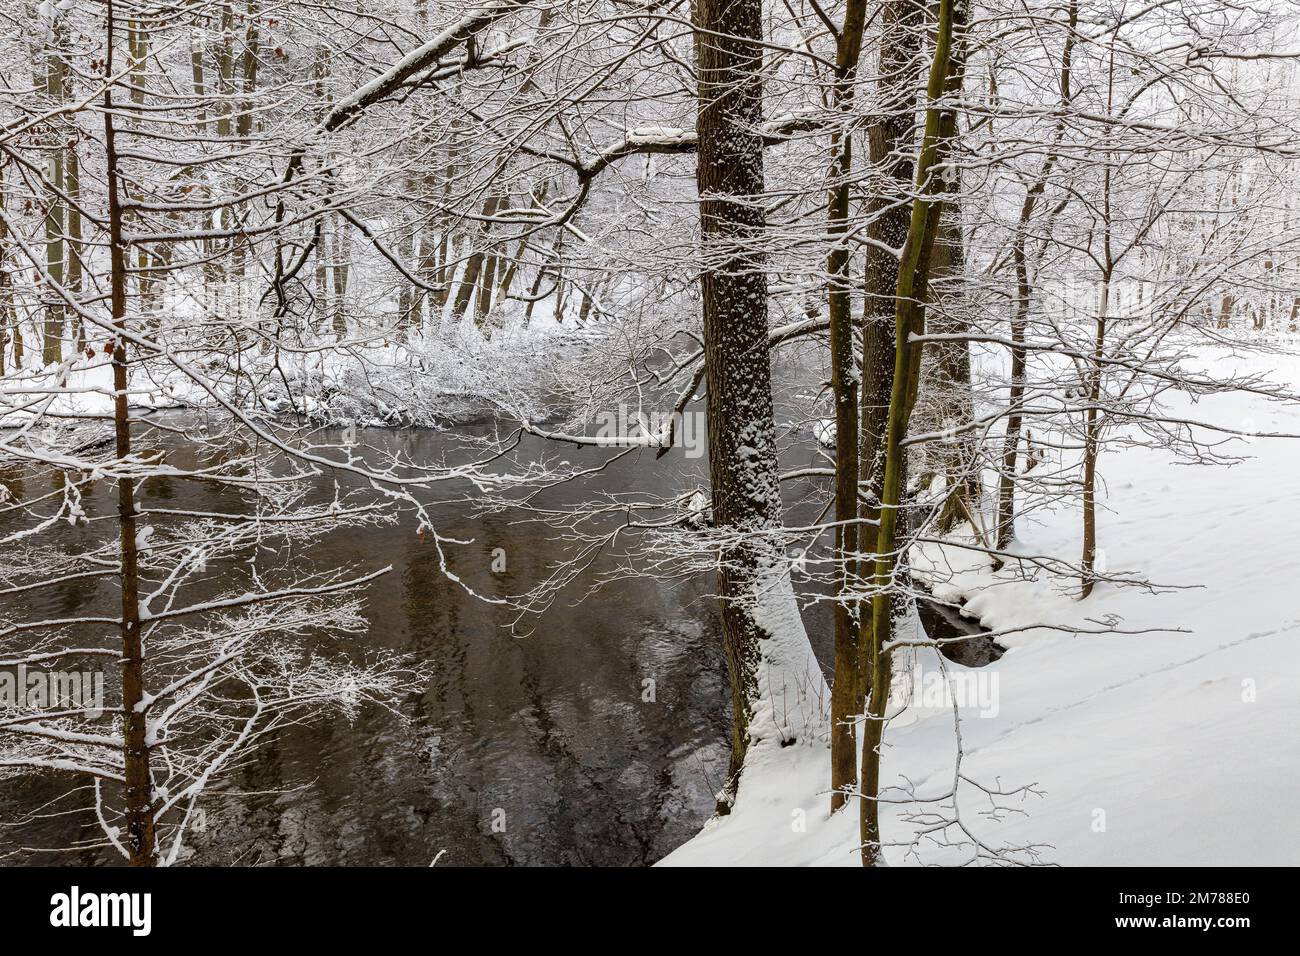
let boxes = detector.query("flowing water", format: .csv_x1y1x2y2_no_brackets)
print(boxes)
1,410,998,866
1,417,829,866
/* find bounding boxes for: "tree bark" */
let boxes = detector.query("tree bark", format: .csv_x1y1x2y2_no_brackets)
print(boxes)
827,0,870,814
855,0,923,846
922,209,980,535
66,144,85,353
105,1,157,866
1081,270,1110,598
42,15,68,366
237,0,260,141
996,0,1075,549
0,165,19,372
452,194,499,322
695,0,792,803
861,0,965,865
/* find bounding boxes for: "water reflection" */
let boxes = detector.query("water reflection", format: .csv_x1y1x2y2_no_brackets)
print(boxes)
1,423,741,866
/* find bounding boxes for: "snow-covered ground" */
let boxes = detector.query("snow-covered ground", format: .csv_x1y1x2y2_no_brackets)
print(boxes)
662,343,1300,866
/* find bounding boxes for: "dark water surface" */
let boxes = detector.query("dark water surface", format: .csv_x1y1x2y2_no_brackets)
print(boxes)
1,416,838,866
1,400,1001,866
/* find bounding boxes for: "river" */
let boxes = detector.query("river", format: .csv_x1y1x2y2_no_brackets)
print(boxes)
1,401,1000,866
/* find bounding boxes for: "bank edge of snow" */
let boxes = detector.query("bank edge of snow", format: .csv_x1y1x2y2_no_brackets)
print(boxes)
662,347,1300,867
1,317,584,429
658,556,844,866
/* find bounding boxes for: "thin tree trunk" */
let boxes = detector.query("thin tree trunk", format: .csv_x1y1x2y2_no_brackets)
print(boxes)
857,0,922,805
66,145,84,353
861,0,965,866
1081,272,1110,598
996,0,1075,549
826,0,870,814
105,2,156,866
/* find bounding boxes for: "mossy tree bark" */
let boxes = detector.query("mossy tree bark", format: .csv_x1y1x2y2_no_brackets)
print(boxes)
858,0,923,709
860,0,967,866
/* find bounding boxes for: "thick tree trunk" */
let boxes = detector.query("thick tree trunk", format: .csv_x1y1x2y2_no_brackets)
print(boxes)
696,0,807,804
922,210,980,535
859,0,923,677
477,232,499,321
331,216,350,338
42,17,68,367
856,0,923,840
452,194,499,322
397,226,416,334
216,3,235,140
191,25,207,133
237,0,259,140
0,166,19,372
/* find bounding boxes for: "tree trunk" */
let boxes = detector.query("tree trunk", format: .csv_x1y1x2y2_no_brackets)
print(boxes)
216,3,235,140
66,144,85,353
922,209,980,535
105,3,156,866
826,0,870,814
1081,272,1109,598
453,194,500,322
237,0,259,141
331,216,350,338
861,0,965,865
476,233,499,322
42,15,68,367
0,165,19,372
695,0,806,804
996,0,1075,549
856,0,922,839
191,25,207,133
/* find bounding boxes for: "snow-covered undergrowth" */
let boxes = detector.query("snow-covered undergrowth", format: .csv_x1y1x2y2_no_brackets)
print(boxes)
662,344,1300,866
1,317,583,429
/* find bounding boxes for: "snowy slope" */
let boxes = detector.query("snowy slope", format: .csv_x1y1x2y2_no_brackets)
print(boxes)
661,345,1300,866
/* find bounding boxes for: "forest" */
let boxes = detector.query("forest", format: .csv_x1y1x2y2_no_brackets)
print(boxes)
0,0,1298,868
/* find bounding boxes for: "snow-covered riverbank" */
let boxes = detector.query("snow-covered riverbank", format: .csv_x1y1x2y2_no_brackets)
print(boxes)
0,318,579,430
663,344,1300,866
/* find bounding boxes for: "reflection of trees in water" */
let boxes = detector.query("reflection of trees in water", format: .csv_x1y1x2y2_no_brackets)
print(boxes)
1,428,735,866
